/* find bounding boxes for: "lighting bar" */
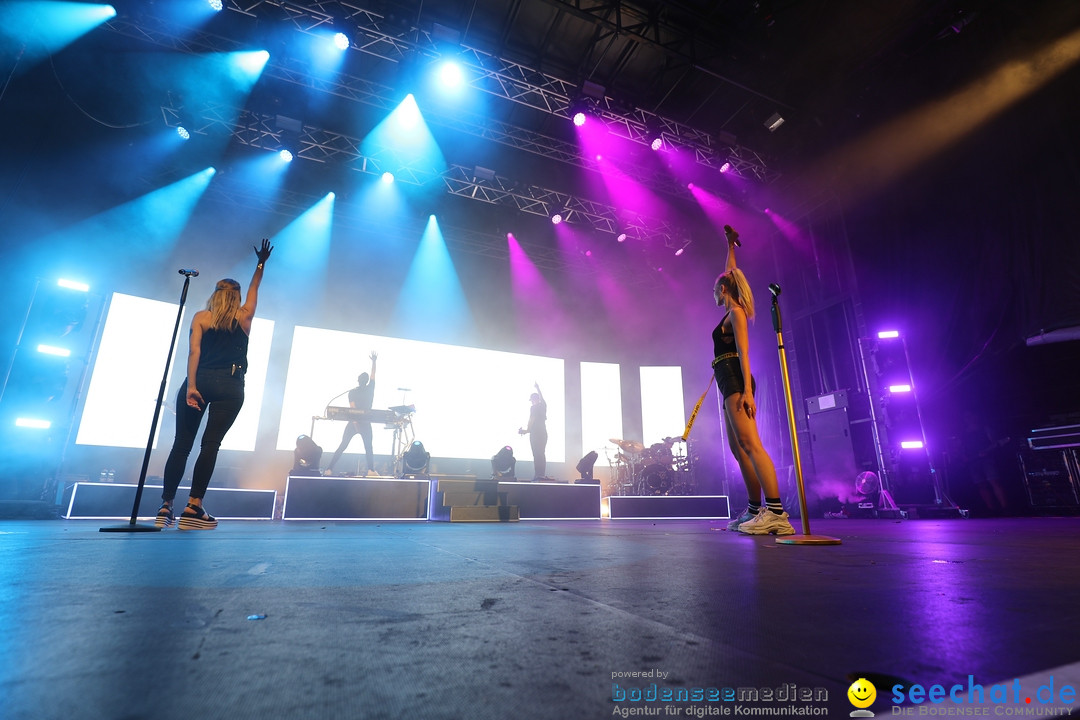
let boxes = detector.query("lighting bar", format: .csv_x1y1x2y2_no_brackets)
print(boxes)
57,278,90,292
899,440,924,449
37,345,72,357
877,330,900,339
888,384,912,393
15,418,51,429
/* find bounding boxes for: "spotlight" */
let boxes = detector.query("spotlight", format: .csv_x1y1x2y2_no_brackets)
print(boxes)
436,60,465,89
575,451,599,483
877,330,900,339
650,137,663,151
765,112,785,132
719,161,731,173
491,446,516,479
616,233,627,243
888,384,912,393
572,111,587,127
333,32,350,51
551,212,563,225
176,126,191,141
207,0,223,11
381,171,395,183
900,440,924,449
278,148,294,163
292,435,323,475
403,441,430,475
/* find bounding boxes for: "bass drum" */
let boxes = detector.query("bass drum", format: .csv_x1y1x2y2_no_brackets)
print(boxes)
640,464,672,495
643,443,673,469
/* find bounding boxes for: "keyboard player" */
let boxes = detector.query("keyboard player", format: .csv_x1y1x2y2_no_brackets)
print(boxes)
324,351,378,476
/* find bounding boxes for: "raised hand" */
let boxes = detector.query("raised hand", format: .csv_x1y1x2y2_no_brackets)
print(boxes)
255,238,273,264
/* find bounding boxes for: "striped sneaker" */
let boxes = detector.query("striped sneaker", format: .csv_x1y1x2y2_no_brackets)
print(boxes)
178,503,218,531
154,502,174,529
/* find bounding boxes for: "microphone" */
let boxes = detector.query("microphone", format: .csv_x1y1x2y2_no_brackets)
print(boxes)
178,268,199,277
723,225,741,247
768,283,782,297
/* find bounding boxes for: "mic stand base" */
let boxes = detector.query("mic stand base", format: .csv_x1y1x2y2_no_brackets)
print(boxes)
776,534,843,546
99,523,161,533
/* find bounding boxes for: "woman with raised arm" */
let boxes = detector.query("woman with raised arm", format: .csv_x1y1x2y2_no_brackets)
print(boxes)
156,239,273,530
712,229,793,536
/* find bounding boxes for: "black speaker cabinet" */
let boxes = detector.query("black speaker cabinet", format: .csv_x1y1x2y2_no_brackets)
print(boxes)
807,392,857,489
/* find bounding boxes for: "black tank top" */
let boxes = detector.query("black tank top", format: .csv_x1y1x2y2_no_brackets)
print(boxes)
199,324,249,371
712,311,736,357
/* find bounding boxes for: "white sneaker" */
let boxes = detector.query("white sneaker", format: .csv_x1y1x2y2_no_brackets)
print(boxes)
726,508,759,531
738,510,795,536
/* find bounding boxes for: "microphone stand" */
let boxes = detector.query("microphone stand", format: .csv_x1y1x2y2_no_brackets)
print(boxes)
100,272,195,532
768,283,841,546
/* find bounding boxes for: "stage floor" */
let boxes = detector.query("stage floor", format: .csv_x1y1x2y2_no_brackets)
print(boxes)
2,516,1078,719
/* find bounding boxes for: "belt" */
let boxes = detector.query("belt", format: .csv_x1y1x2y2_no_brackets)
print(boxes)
711,353,739,367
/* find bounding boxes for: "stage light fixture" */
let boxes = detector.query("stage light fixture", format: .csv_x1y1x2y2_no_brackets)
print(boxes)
403,441,430,475
15,418,51,430
472,165,496,182
650,137,663,151
491,446,516,479
575,451,599,483
57,279,89,292
278,148,294,163
37,345,71,358
333,32,350,51
572,111,587,127
207,0,223,11
292,435,323,475
888,384,912,393
436,60,465,89
176,126,191,141
765,112,785,132
616,233,627,243
877,330,900,339
719,161,732,173
551,212,564,225
381,171,395,183
900,440,924,449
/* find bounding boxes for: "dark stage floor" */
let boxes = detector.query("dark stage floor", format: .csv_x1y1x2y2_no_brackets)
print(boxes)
2,516,1079,720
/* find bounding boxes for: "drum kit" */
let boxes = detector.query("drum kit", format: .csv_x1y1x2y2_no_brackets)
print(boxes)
608,436,694,496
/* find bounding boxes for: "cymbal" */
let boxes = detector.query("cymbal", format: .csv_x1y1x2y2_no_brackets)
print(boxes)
610,438,645,453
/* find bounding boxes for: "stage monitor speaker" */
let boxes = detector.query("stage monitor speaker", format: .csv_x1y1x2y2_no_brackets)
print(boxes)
807,394,857,485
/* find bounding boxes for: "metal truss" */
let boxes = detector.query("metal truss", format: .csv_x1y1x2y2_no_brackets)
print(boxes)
108,12,706,202
163,98,685,246
211,0,778,180
443,165,684,245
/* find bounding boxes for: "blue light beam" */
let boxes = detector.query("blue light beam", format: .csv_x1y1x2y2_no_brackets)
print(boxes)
392,216,472,343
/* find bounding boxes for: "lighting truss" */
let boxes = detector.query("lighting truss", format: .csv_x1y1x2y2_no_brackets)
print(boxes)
107,12,706,201
442,165,682,245
212,0,777,181
162,102,443,185
163,97,684,246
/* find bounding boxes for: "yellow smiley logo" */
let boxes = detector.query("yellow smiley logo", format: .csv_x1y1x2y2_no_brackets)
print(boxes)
848,678,877,709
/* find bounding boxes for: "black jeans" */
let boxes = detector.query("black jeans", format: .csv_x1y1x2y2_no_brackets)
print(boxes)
326,421,374,474
162,368,244,502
